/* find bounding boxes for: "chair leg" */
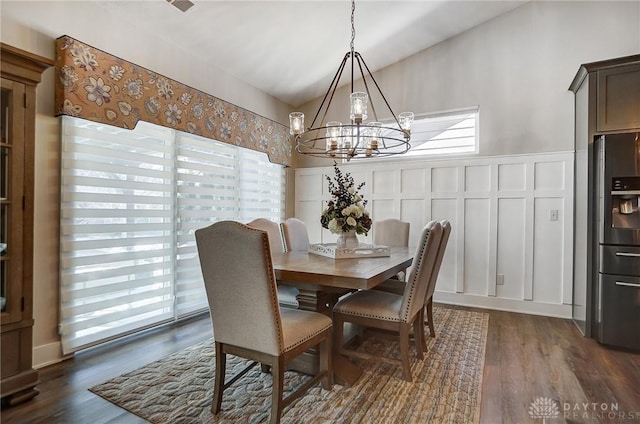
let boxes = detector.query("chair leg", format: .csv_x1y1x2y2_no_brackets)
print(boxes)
333,314,344,355
319,331,333,389
413,312,424,360
270,357,285,424
399,324,412,382
420,306,429,352
426,299,435,337
212,342,226,414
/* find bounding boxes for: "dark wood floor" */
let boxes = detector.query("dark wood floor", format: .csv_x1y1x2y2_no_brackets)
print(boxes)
2,306,639,423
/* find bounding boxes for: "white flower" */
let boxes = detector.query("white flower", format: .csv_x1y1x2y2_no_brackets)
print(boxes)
354,195,362,202
354,205,364,218
328,218,340,233
348,187,356,194
346,217,357,226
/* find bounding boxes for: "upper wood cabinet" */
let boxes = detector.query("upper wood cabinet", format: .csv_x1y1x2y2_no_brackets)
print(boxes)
597,63,640,132
1,43,53,407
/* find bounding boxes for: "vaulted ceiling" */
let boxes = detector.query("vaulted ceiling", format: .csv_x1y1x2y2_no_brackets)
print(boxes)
94,1,526,107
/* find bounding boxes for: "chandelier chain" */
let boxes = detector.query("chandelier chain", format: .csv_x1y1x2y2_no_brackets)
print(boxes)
350,0,355,55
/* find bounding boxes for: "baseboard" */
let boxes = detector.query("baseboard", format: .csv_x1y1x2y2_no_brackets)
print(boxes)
433,291,572,319
33,341,70,369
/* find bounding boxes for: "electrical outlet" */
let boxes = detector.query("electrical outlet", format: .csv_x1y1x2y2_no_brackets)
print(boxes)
496,274,505,285
549,209,559,221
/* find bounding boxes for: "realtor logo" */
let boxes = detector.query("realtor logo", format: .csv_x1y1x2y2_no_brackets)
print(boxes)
529,397,560,423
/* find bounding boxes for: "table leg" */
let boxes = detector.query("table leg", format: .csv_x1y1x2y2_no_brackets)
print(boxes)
284,286,362,386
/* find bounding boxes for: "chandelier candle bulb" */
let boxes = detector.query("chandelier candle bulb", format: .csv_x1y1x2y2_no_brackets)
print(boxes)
289,112,304,135
350,92,368,123
342,126,353,149
327,121,342,142
326,121,341,153
399,112,415,135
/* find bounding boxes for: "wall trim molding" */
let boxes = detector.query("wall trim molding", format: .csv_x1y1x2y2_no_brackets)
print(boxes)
434,291,572,319
33,342,69,369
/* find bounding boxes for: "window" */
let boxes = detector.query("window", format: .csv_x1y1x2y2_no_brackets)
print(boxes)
59,116,285,353
407,107,478,157
350,107,478,161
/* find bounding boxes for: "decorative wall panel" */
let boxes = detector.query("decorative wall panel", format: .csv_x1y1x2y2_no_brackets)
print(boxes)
533,197,564,303
54,36,291,166
534,161,565,190
464,198,491,295
402,198,426,247
497,198,526,300
498,163,526,191
372,170,396,194
401,169,425,193
295,152,574,318
465,165,491,192
431,167,458,192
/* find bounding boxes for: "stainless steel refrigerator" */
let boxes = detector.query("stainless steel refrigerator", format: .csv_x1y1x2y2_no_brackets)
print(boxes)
594,132,640,351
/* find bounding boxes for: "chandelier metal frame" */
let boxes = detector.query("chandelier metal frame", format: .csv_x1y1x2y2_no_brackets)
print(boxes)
290,0,413,160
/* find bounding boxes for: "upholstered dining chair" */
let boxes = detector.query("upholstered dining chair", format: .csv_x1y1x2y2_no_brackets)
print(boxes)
247,218,299,309
421,220,451,340
195,221,333,424
247,218,284,254
374,220,452,344
373,218,410,280
281,217,310,252
333,221,443,382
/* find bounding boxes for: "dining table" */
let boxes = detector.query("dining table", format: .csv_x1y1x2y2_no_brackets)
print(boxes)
271,246,414,386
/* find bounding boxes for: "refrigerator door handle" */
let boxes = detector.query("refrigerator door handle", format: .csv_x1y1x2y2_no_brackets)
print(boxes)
611,190,640,196
615,252,640,257
615,281,640,288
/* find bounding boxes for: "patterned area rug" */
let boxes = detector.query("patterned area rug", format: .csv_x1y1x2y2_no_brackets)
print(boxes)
90,307,488,423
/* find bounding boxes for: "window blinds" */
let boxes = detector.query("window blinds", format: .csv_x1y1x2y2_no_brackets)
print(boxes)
60,116,285,353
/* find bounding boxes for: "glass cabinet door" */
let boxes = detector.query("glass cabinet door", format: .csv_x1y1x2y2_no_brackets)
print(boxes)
1,77,26,325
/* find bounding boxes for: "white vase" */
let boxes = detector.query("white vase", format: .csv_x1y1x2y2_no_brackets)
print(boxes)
336,230,359,248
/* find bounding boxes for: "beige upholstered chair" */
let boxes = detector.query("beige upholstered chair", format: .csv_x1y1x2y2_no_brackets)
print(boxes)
247,218,284,254
195,221,333,424
333,221,443,382
281,217,310,252
374,218,410,280
375,220,451,343
374,218,410,247
422,220,451,340
247,218,299,308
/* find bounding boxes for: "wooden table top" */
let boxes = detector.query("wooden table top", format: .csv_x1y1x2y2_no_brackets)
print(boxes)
271,247,414,290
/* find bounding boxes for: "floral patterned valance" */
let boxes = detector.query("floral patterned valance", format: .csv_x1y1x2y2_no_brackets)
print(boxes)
54,35,292,166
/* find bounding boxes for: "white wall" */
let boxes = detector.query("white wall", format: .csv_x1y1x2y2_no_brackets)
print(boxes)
295,1,640,168
296,152,574,318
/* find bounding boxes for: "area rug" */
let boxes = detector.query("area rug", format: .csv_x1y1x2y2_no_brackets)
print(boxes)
90,306,489,423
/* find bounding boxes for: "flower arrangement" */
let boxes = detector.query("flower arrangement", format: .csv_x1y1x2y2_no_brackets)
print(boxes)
320,163,372,235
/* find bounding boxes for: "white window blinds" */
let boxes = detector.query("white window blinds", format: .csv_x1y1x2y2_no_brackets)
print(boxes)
60,116,285,353
349,107,478,162
406,108,478,156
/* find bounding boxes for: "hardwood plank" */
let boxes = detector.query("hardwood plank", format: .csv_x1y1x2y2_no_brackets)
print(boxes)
2,307,639,424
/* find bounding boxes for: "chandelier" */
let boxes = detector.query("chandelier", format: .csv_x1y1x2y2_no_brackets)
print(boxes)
289,0,414,161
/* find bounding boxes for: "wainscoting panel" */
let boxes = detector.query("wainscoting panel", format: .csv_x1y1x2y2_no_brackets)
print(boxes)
497,198,526,300
294,152,574,318
401,168,426,193
431,198,458,294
